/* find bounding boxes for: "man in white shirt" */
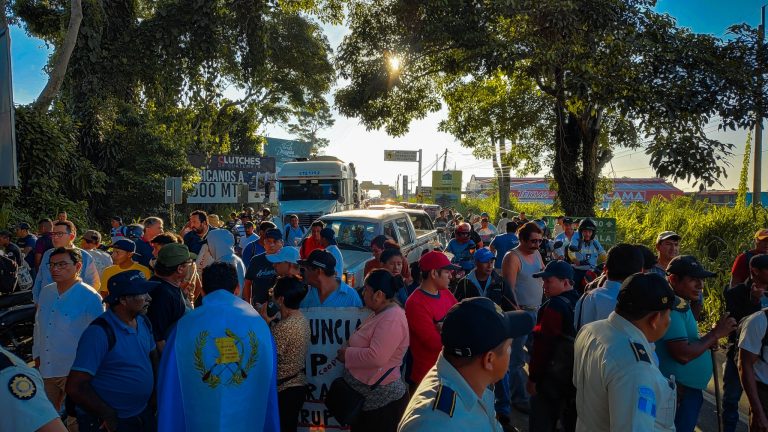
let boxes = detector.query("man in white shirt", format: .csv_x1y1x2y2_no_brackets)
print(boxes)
574,244,644,330
240,221,259,250
739,307,768,431
33,247,104,411
319,228,344,279
33,220,101,302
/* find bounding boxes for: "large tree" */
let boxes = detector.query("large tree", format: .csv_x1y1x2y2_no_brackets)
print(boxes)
11,0,341,220
336,0,750,215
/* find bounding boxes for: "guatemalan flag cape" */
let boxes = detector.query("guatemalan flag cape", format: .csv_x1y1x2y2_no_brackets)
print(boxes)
157,289,279,432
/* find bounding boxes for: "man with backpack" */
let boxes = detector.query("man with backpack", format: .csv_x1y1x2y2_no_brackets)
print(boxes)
723,254,768,432
66,270,158,432
528,260,580,432
730,229,768,288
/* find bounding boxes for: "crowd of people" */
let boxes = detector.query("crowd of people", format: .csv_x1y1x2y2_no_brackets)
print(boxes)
3,206,768,432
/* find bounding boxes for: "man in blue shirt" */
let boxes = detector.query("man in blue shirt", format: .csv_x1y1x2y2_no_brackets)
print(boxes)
299,249,362,308
283,214,307,247
183,210,214,255
66,270,158,432
157,262,279,432
14,222,37,272
656,255,737,432
445,223,476,271
489,222,520,271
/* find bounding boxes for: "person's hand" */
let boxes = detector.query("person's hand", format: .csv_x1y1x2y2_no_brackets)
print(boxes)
337,347,346,363
258,303,273,324
712,313,738,339
526,379,537,397
100,409,119,432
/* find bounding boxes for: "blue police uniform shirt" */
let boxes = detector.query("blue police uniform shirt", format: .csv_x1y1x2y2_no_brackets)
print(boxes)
71,309,156,418
399,353,503,431
0,347,61,432
300,281,363,308
445,239,475,271
157,289,279,432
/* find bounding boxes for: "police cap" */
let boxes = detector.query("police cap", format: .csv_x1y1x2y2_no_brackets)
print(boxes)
617,272,676,313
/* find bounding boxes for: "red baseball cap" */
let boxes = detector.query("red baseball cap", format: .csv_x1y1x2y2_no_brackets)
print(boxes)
419,251,460,272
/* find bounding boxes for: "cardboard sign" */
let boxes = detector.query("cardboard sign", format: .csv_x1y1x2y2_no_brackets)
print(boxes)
298,307,371,431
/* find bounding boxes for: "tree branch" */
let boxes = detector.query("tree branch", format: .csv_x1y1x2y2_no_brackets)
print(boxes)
32,0,83,111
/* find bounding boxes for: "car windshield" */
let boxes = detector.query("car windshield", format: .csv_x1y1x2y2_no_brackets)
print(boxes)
279,179,340,201
322,220,377,251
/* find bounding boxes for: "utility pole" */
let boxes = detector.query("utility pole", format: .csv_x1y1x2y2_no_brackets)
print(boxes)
442,149,448,171
754,5,766,207
417,149,423,195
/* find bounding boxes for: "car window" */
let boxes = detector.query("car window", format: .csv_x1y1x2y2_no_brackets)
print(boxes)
384,221,398,241
409,214,433,230
395,218,413,245
322,220,377,250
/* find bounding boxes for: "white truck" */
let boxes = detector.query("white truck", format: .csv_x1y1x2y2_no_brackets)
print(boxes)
316,209,441,289
277,156,360,227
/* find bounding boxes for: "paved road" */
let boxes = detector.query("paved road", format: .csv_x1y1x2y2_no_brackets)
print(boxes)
507,350,749,432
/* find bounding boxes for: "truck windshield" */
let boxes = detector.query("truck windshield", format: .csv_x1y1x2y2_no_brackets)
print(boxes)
280,179,341,201
322,220,377,252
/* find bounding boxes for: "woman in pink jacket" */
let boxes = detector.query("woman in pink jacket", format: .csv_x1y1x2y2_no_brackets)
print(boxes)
336,269,410,432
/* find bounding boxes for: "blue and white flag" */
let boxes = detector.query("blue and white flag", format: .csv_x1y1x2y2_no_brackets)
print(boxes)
157,289,279,432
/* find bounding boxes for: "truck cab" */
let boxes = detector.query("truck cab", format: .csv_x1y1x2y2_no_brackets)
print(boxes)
277,156,359,227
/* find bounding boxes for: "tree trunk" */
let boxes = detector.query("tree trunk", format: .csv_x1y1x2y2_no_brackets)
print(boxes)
495,136,511,213
551,100,599,216
31,0,83,111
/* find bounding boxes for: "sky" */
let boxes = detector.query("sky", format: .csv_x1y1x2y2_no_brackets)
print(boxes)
10,0,766,192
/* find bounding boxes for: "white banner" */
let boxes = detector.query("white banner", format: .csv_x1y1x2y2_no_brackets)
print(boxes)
297,307,371,431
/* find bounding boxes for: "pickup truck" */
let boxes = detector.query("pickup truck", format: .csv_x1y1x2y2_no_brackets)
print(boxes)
316,209,441,289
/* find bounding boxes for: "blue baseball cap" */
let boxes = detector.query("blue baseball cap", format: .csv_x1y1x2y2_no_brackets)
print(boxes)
104,270,159,303
533,260,574,281
473,247,495,263
110,238,137,254
266,247,300,264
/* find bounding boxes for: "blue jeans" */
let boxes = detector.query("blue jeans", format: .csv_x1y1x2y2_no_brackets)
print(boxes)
495,369,511,416
509,310,537,405
675,384,703,432
77,406,156,432
722,350,742,432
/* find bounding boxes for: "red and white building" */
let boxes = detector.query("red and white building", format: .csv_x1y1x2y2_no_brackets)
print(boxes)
466,175,684,206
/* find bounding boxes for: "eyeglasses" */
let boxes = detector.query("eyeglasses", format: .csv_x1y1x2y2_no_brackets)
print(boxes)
48,261,74,269
50,232,69,238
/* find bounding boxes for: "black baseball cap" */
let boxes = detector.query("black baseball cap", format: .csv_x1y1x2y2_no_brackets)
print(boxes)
17,222,30,230
264,228,282,241
617,272,676,313
298,249,337,272
751,254,768,270
533,260,574,281
442,297,535,358
320,228,337,245
666,255,716,278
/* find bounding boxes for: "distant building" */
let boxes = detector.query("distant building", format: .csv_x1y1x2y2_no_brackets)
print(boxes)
686,190,738,206
466,176,684,206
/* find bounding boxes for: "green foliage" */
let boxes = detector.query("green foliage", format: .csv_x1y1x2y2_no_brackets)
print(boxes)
457,194,555,221
335,0,749,216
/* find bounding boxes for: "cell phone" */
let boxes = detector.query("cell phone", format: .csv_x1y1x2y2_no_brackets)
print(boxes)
266,301,280,318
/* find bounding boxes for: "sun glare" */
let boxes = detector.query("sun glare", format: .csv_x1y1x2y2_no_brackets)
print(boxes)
388,55,401,72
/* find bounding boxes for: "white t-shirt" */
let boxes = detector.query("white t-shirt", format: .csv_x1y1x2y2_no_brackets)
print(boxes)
739,309,768,384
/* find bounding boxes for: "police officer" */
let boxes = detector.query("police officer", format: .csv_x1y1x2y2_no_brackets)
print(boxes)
573,272,677,431
398,297,535,432
0,346,66,431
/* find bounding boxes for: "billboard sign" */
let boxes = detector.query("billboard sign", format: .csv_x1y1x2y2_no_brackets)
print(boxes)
187,154,276,204
265,137,312,170
384,150,418,162
432,170,462,206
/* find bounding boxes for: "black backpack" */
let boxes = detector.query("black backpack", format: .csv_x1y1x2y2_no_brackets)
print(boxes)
540,296,577,398
0,254,18,294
